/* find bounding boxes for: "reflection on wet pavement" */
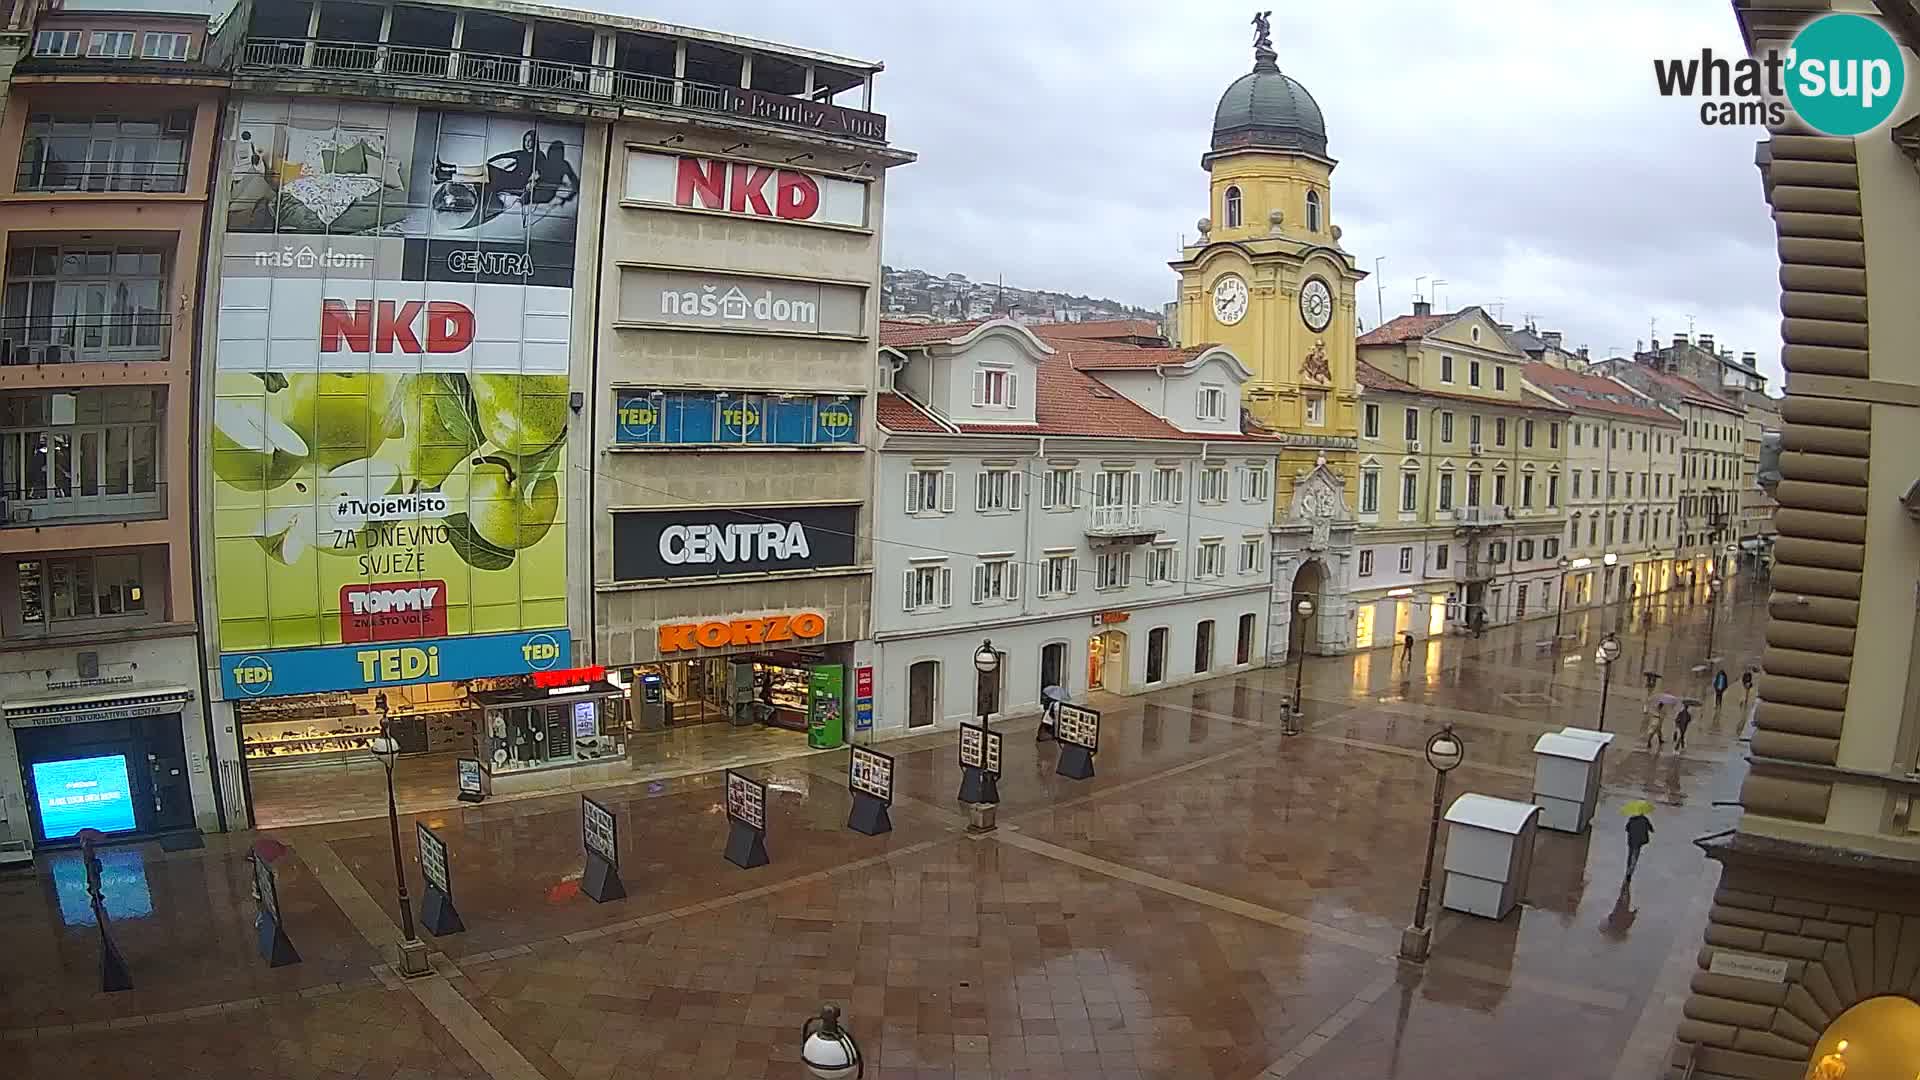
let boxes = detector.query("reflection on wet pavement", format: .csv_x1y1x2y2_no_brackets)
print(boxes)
0,586,1766,1079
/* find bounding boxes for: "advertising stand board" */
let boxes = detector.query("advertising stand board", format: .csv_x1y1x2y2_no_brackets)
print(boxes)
580,796,625,902
957,721,1002,804
456,757,488,802
846,745,894,836
251,845,301,967
416,823,466,934
723,770,769,869
1054,703,1100,780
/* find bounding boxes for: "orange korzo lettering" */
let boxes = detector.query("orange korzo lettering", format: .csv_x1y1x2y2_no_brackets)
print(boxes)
731,618,767,646
658,624,697,653
765,616,792,643
657,612,828,654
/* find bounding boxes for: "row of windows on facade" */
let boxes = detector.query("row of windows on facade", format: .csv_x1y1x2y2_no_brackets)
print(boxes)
1353,535,1566,579
1357,466,1558,515
1222,186,1320,232
1363,406,1559,449
16,555,145,623
1434,354,1512,391
34,29,193,61
976,369,1241,427
1567,469,1678,502
1565,510,1678,550
901,539,1266,612
903,462,1270,515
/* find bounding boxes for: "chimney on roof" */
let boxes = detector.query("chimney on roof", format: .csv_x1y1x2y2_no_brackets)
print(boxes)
1698,333,1715,352
1543,330,1562,349
1741,350,1757,365
1498,323,1514,332
1578,346,1590,360
1412,299,1432,317
1672,333,1688,348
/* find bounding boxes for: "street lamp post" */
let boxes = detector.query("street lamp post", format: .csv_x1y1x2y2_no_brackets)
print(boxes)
1400,724,1465,962
1552,556,1570,644
1595,633,1623,732
369,694,430,977
968,641,1002,819
1286,598,1314,735
973,639,999,732
1704,575,1724,666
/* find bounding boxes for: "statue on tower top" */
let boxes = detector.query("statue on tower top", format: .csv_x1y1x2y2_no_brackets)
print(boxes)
1251,10,1274,51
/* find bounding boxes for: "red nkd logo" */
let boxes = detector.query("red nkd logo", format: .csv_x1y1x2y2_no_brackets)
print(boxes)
340,580,450,643
673,156,821,220
321,300,475,354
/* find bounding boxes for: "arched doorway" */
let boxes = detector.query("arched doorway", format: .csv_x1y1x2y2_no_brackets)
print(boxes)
1805,996,1920,1078
907,660,938,729
1290,559,1328,659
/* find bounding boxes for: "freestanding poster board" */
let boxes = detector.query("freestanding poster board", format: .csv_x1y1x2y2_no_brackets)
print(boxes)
1441,794,1541,920
417,823,467,933
847,745,894,835
580,796,626,902
724,770,770,869
1054,703,1099,780
958,722,1003,804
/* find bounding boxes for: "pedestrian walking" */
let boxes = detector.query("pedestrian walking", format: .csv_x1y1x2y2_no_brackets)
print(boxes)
1641,697,1666,751
1400,632,1414,671
1713,668,1729,713
1673,702,1694,751
1624,805,1655,878
1742,668,1754,707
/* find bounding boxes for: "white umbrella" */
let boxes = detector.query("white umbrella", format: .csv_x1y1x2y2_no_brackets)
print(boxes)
1042,686,1070,704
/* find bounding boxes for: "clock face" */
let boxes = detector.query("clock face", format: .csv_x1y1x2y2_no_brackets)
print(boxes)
1300,277,1334,332
1212,275,1249,326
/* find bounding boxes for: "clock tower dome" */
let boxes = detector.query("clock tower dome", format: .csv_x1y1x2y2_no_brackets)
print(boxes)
1170,13,1365,657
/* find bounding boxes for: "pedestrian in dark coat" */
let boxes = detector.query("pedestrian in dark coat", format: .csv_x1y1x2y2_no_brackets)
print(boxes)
1673,703,1694,751
1625,812,1655,877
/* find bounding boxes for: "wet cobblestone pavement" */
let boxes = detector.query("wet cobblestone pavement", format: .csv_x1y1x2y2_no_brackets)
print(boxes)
0,587,1760,1079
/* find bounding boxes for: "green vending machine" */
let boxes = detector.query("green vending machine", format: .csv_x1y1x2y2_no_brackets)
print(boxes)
807,664,845,749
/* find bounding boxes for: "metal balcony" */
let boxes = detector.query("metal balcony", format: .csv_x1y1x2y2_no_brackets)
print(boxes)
1,482,166,528
15,162,187,195
240,38,889,143
0,314,171,365
1086,504,1160,544
1452,505,1508,528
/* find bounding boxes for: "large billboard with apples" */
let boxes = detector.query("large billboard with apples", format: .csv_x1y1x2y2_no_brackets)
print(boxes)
209,98,579,690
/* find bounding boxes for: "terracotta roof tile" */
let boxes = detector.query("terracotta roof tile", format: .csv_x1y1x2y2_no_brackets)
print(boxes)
878,319,987,347
1520,364,1678,423
874,391,948,433
1065,344,1212,371
1029,319,1164,343
1355,311,1457,345
1356,361,1418,394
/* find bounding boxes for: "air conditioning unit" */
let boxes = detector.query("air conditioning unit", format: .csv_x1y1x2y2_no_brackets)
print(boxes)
10,506,30,524
1469,441,1484,456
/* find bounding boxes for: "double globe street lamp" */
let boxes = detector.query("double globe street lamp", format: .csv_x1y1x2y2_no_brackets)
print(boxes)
369,694,431,978
1400,724,1465,962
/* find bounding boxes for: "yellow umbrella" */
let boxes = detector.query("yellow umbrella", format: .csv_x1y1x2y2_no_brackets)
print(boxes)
1620,799,1656,817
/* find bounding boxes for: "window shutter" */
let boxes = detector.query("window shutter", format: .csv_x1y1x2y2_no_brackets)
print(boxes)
1067,557,1079,594
903,569,915,611
1128,470,1141,507
905,472,921,514
1009,472,1023,510
939,566,952,607
1006,371,1019,408
1174,471,1184,504
940,470,955,512
1039,471,1055,509
972,368,986,407
1008,562,1020,599
1071,471,1082,508
972,563,986,604
976,471,989,511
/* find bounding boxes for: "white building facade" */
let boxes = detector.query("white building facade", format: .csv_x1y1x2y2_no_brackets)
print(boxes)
869,319,1280,732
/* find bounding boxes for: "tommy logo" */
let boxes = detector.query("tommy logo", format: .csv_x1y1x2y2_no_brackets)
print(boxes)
340,580,450,643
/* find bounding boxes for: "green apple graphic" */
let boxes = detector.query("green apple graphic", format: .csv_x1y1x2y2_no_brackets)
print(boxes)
254,457,405,565
463,451,562,551
404,373,485,489
211,397,308,491
273,372,406,471
471,374,570,457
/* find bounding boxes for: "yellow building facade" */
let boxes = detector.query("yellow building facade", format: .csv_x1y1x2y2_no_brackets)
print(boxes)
1170,26,1367,657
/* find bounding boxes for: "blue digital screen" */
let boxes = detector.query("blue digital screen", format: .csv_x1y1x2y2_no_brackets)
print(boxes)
33,755,137,839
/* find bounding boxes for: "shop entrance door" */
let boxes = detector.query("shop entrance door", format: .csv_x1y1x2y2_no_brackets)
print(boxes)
16,713,188,844
1039,642,1066,696
1146,627,1167,685
1088,631,1127,690
907,661,937,728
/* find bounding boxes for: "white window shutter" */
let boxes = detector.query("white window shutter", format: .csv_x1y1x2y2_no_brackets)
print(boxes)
972,368,986,407
1006,371,1019,408
940,470,955,512
976,471,989,511
903,569,915,611
939,566,952,607
905,472,921,514
1174,471,1184,504
972,563,986,604
1071,471,1082,508
1129,470,1141,507
1010,473,1023,510
1008,563,1020,599
1067,557,1079,594
1039,472,1054,509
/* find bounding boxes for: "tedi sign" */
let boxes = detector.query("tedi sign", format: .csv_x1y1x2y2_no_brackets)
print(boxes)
612,504,859,581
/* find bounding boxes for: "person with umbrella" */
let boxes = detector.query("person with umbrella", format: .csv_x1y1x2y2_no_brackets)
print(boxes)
1642,692,1677,752
1621,800,1656,878
1712,667,1730,714
1039,685,1067,742
1673,699,1695,752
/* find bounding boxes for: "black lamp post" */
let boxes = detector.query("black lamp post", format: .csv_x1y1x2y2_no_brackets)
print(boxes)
1595,633,1622,732
801,1003,863,1078
1286,598,1313,735
369,695,430,977
973,639,999,731
1552,556,1570,644
1400,724,1465,962
1703,574,1724,666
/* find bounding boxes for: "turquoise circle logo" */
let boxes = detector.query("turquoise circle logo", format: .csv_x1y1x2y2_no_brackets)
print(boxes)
1786,14,1905,136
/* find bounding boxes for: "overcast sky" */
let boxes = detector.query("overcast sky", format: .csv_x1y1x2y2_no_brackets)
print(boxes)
594,0,1781,383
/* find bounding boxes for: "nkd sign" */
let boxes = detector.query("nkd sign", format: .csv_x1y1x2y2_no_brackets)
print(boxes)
624,151,868,229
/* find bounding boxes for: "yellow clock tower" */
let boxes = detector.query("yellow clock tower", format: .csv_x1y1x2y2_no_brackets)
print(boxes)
1170,17,1365,513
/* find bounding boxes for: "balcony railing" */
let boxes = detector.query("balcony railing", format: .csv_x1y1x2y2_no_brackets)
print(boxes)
15,162,187,194
1,482,165,527
1086,504,1160,543
239,37,889,143
0,314,171,365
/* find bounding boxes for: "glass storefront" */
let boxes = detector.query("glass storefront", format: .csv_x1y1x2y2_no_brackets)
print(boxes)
472,682,625,775
627,649,839,743
239,679,486,768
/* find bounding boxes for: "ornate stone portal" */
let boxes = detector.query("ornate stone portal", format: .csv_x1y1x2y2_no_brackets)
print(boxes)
1271,456,1355,659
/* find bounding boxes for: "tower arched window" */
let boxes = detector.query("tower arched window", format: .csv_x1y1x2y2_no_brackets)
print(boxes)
1306,189,1322,232
1224,186,1242,228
